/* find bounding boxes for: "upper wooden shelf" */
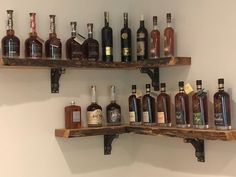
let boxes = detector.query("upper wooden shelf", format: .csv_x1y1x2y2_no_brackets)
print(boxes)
0,56,191,69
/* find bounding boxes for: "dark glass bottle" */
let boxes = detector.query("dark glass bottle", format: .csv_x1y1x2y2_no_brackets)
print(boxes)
192,80,208,128
1,10,20,58
102,12,113,62
106,85,121,125
66,22,83,60
25,13,43,59
156,83,171,126
150,16,160,59
137,15,148,61
129,85,142,125
45,15,62,59
175,81,190,127
65,101,81,129
214,78,231,130
164,13,174,57
82,23,99,61
142,84,156,125
121,13,132,62
87,86,102,127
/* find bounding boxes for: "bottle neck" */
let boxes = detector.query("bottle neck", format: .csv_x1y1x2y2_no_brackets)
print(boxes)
179,86,184,93
30,14,36,34
88,32,93,39
104,15,109,27
91,87,96,103
140,20,145,28
218,84,224,91
132,89,136,95
88,25,93,38
124,18,128,28
197,85,202,91
167,21,171,28
49,18,56,37
160,87,166,93
110,86,116,103
71,23,77,37
146,87,150,94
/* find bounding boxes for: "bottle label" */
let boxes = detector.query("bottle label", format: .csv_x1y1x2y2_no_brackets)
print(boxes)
143,111,149,123
74,34,86,45
49,44,61,59
88,43,99,59
137,41,145,56
29,43,42,58
3,41,19,58
121,33,128,39
157,112,165,124
87,109,102,125
70,42,83,58
193,112,203,125
137,33,145,39
107,109,121,123
176,111,184,124
105,47,112,56
129,111,135,122
72,111,81,123
215,113,224,126
122,48,130,56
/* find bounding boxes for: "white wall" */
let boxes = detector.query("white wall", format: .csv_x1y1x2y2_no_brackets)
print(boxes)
0,0,236,177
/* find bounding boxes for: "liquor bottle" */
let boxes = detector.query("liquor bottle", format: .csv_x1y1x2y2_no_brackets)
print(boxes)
192,80,208,128
65,101,81,129
156,83,171,126
175,81,190,127
25,13,43,58
137,15,148,61
87,86,102,127
45,15,62,59
82,23,99,61
106,85,121,125
129,85,142,125
66,22,83,60
121,13,132,62
102,12,113,62
150,16,160,59
214,78,231,130
164,13,174,57
142,84,156,125
1,10,20,58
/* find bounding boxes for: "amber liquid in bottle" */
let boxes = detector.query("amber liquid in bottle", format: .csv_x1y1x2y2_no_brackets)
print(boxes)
66,22,83,60
2,10,20,58
175,81,190,127
156,83,171,126
25,13,43,59
45,15,62,59
192,80,208,128
214,78,231,130
137,15,148,61
129,85,142,125
142,84,156,125
164,13,174,57
87,86,103,127
65,101,81,129
150,16,160,59
82,23,99,61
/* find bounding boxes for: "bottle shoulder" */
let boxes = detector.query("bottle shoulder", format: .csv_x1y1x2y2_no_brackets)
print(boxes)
214,90,230,98
175,92,188,99
87,103,102,111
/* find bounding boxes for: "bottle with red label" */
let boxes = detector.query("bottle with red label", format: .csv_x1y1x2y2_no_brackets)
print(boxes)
65,101,81,129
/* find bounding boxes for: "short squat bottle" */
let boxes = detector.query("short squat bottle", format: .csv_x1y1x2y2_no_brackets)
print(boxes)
192,80,208,128
175,81,190,127
214,78,231,130
65,101,81,129
142,84,156,125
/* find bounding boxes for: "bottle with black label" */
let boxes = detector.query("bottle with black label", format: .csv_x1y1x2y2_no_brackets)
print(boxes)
137,14,148,61
102,12,113,62
214,78,231,130
121,13,132,62
65,101,81,129
106,85,121,125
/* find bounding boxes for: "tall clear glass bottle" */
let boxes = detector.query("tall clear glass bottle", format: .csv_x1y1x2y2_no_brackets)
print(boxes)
150,16,160,59
164,13,174,57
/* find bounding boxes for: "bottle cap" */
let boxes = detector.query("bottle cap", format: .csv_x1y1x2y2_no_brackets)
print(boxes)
196,80,202,85
218,78,224,84
7,10,13,14
160,83,166,88
179,81,184,87
70,21,77,26
140,14,144,21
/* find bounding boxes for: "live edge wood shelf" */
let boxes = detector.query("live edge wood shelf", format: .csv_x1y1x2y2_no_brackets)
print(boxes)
0,56,191,93
55,125,236,162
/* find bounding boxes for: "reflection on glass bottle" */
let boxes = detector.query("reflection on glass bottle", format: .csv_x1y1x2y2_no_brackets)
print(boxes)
214,78,231,130
164,13,174,57
150,16,160,59
65,101,81,129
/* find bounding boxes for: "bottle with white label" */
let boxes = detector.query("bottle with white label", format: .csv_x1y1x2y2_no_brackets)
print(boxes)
65,101,81,129
142,84,156,125
87,86,103,127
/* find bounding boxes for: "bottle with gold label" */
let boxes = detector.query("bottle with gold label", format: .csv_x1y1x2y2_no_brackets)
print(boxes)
65,101,81,129
87,86,103,127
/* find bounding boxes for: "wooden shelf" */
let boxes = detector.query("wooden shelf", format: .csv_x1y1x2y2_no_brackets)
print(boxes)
0,56,191,69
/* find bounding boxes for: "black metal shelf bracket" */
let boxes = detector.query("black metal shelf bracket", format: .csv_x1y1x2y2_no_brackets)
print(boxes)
184,138,205,162
140,68,160,91
51,68,66,93
104,134,119,155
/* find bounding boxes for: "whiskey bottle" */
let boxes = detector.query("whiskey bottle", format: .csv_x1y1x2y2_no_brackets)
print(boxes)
66,22,83,60
156,83,171,126
175,81,190,127
121,13,132,62
102,12,113,62
25,13,43,59
129,85,142,125
164,13,174,57
1,10,20,58
106,85,121,125
192,80,208,128
214,78,231,130
150,16,160,59
137,15,148,61
82,23,99,61
45,15,62,59
87,86,102,127
142,84,156,125
65,101,81,129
